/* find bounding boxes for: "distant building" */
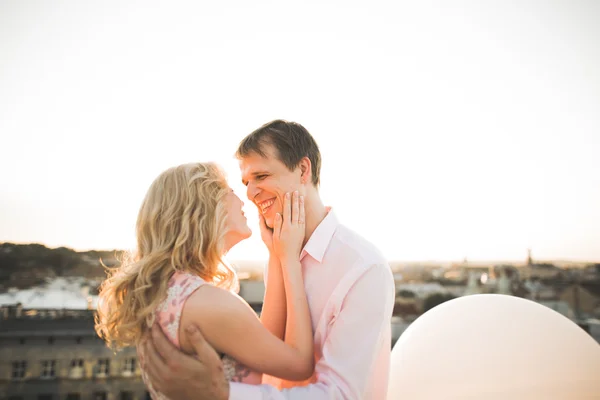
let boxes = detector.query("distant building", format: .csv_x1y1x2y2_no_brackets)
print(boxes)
536,300,576,320
559,284,600,319
523,279,558,301
464,272,482,296
238,280,265,313
518,264,562,280
390,317,412,347
392,272,404,284
0,305,147,400
395,283,449,299
0,278,99,310
587,320,600,343
582,264,600,281
444,264,492,283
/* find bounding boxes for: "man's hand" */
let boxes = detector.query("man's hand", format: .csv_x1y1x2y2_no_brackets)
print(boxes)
141,324,229,400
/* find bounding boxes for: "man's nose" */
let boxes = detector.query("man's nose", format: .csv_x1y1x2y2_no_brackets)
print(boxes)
246,183,260,202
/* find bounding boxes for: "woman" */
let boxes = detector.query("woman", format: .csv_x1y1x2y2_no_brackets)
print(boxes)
95,162,313,399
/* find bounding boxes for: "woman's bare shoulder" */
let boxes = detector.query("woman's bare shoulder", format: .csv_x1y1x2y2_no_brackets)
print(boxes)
187,284,255,315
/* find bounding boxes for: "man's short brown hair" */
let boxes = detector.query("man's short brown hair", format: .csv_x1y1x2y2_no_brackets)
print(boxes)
235,120,322,186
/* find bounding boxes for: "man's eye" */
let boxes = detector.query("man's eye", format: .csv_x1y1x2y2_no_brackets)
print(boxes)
256,175,267,180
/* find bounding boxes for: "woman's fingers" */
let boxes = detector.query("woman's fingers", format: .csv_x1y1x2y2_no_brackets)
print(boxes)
282,192,291,224
299,194,305,225
292,191,300,225
273,212,282,239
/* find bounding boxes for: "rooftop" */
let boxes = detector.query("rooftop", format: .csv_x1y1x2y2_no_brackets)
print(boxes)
0,306,97,337
0,277,99,310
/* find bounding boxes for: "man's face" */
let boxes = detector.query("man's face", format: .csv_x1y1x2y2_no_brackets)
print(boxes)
240,144,303,229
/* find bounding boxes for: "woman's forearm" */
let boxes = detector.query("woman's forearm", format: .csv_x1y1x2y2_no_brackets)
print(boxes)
281,258,313,365
259,254,286,340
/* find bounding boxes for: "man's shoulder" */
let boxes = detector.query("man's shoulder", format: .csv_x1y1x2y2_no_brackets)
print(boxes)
326,224,395,311
333,223,388,266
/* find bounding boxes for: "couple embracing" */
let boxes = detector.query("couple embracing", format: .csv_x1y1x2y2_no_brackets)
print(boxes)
96,120,395,399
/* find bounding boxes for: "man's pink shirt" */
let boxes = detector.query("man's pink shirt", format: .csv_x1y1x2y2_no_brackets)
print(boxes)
230,209,396,399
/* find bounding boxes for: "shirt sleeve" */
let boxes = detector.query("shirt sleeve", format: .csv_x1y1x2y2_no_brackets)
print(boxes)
229,263,395,400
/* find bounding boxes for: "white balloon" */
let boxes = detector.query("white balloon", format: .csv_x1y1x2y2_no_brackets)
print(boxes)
388,294,600,400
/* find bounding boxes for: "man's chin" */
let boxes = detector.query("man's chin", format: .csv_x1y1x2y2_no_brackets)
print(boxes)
264,217,275,230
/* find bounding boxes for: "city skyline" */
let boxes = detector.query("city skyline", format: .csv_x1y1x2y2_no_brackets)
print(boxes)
2,241,598,269
1,1,599,262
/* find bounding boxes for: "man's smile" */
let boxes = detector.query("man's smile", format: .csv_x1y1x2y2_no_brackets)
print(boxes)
257,198,276,214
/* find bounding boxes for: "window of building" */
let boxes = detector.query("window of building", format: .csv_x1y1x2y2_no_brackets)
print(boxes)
66,394,81,400
19,338,26,345
96,359,110,377
40,360,56,379
93,392,107,400
48,336,54,345
37,395,53,400
121,357,136,375
75,336,82,344
69,359,84,379
120,392,133,400
11,361,27,379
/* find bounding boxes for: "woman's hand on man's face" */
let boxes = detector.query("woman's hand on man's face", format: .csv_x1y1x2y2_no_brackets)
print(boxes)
272,191,305,266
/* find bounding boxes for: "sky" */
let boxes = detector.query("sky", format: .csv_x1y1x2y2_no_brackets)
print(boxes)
1,0,599,263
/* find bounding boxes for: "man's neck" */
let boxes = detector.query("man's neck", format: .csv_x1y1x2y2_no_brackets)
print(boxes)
303,192,328,246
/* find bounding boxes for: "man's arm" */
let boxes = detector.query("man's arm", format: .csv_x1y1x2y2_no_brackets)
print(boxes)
229,263,395,400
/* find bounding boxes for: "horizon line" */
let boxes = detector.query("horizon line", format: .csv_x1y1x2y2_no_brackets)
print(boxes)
2,241,598,265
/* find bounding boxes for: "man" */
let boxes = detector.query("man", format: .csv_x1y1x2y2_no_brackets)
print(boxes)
141,120,395,399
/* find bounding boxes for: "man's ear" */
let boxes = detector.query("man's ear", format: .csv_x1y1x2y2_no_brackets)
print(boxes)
299,157,312,184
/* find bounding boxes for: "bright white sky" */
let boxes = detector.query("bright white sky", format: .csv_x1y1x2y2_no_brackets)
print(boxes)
1,1,599,263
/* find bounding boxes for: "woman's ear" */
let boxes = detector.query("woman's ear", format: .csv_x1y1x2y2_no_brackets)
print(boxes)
299,157,312,184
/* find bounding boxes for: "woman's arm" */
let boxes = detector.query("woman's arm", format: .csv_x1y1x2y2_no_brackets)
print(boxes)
271,190,313,376
260,250,287,340
179,284,314,381
179,191,313,382
279,257,312,369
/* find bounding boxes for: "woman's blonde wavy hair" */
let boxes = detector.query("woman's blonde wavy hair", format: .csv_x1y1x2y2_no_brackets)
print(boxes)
95,162,238,350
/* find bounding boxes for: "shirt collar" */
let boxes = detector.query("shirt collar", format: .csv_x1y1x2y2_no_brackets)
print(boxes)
301,207,338,263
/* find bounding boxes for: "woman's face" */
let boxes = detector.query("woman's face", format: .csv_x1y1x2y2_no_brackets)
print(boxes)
223,188,252,251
